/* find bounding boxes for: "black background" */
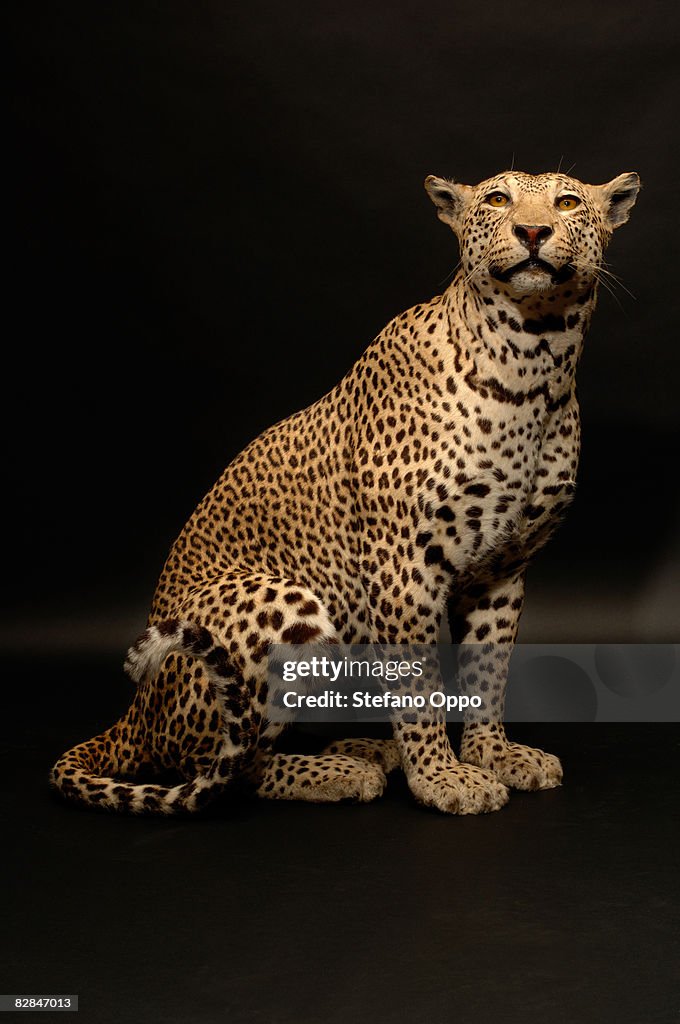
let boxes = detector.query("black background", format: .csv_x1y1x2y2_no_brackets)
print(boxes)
6,0,680,652
4,6,680,1023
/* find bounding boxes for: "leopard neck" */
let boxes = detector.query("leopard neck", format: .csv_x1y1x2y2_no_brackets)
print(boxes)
442,270,598,405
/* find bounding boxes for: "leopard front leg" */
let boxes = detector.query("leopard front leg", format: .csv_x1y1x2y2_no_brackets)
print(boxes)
450,572,563,791
364,579,508,814
392,700,509,814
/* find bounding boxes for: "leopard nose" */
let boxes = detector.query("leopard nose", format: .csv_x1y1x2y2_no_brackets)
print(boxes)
513,224,553,249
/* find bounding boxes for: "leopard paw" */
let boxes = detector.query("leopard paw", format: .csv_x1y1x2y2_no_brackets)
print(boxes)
462,741,563,791
407,763,509,815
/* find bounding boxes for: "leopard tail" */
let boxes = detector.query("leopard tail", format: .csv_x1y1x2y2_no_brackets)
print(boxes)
50,620,247,814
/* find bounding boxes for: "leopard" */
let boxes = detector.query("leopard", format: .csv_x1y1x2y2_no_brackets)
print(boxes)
51,167,640,815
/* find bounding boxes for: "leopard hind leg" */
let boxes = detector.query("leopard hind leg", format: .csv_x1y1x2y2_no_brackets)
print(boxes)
255,751,387,803
320,737,401,774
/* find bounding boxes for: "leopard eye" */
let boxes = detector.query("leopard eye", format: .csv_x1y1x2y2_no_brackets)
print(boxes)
556,195,581,211
486,192,510,208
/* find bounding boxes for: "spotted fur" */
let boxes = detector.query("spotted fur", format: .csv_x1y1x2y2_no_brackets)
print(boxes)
51,169,639,814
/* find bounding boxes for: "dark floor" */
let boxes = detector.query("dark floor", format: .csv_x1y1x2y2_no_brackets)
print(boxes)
1,654,678,1024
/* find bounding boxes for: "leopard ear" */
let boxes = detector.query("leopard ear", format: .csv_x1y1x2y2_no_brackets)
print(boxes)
424,175,472,231
594,172,641,230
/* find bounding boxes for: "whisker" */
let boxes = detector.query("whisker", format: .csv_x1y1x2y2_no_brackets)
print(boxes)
595,259,636,295
573,257,636,301
573,259,627,311
597,277,626,312
438,259,462,287
597,270,636,300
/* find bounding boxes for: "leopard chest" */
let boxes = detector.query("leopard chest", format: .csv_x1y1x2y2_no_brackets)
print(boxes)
411,393,580,575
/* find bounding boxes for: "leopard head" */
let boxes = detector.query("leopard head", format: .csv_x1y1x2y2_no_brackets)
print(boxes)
425,169,640,298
